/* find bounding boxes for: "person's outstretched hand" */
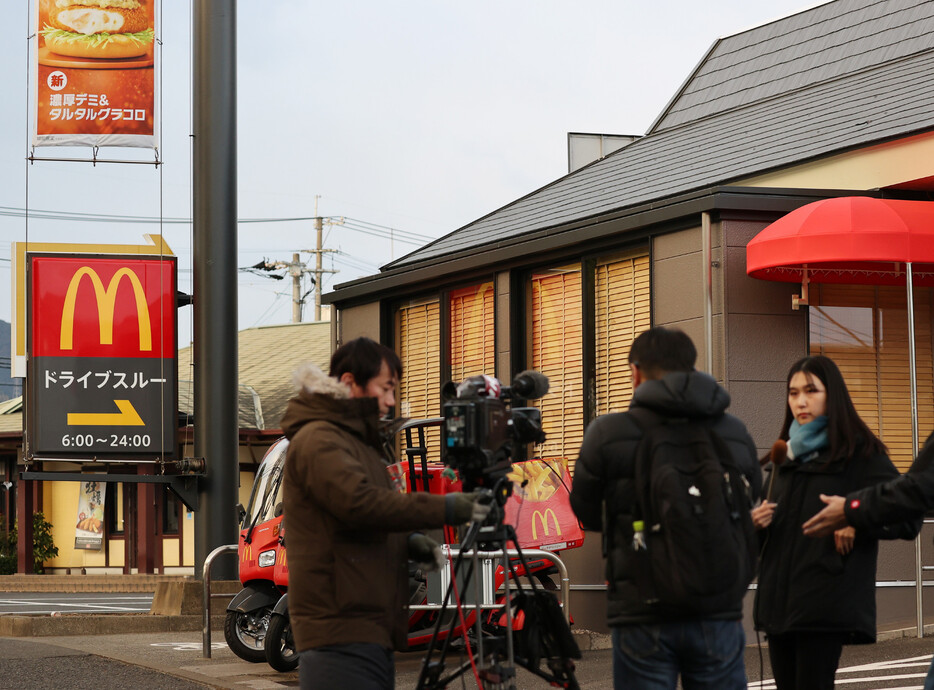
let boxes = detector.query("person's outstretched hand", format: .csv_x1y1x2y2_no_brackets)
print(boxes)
802,494,848,537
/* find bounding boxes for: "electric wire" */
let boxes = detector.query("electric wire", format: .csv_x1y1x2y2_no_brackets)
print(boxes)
0,207,436,245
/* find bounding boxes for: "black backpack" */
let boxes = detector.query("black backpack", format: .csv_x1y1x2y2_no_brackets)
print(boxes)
627,407,757,615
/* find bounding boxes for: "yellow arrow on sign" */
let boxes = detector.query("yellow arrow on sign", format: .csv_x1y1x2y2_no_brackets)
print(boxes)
67,399,145,426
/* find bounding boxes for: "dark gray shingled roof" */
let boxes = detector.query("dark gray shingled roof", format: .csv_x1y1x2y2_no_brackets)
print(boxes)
650,0,934,133
383,0,934,271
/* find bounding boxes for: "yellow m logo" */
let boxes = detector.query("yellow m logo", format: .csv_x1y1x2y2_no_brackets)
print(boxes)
531,508,561,540
242,544,252,562
60,267,152,351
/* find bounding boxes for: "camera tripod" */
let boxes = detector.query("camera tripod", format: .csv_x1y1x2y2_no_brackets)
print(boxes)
415,479,580,690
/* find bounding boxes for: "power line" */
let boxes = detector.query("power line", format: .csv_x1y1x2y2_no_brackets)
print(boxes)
0,206,436,244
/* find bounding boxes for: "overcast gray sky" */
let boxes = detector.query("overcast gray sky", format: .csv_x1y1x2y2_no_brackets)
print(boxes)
1,0,819,347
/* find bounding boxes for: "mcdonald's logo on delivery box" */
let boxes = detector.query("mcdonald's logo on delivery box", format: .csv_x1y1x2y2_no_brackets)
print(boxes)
531,508,562,541
31,256,175,359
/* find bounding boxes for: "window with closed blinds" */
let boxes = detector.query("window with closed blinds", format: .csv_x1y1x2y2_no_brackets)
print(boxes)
809,284,934,472
528,264,583,472
449,282,495,383
595,253,650,416
395,298,441,453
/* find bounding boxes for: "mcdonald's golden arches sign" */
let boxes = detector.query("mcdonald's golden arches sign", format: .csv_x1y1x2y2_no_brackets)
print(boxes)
27,254,177,458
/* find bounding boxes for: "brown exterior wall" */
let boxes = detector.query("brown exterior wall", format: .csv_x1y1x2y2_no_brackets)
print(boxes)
721,218,807,454
336,301,381,346
495,271,511,380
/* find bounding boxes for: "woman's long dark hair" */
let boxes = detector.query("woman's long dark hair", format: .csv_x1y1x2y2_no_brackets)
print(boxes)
779,355,886,463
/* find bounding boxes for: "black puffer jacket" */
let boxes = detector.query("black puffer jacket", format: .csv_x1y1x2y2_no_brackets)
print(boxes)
754,448,920,643
570,370,761,626
845,431,934,529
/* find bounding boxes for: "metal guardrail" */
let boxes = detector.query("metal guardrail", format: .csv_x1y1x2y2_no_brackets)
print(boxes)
408,547,571,623
202,543,238,658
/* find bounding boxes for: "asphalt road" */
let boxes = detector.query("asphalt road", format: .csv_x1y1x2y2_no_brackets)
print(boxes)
0,638,209,690
0,592,153,615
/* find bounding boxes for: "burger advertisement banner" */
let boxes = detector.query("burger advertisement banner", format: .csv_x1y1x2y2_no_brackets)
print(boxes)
32,0,159,149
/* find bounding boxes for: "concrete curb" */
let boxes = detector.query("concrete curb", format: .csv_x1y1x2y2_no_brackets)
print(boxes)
0,613,227,637
0,574,190,593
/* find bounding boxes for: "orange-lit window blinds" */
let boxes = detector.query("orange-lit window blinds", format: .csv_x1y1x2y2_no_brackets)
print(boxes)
395,297,441,427
449,282,495,383
809,284,934,472
595,253,650,416
528,264,583,472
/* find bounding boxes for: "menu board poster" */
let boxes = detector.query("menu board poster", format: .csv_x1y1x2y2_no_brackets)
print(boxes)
32,0,159,149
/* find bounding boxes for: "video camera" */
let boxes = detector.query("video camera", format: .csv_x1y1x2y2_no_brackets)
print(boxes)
440,370,549,490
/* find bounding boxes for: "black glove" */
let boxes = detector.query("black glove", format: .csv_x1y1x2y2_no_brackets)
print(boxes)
444,491,492,525
408,533,444,572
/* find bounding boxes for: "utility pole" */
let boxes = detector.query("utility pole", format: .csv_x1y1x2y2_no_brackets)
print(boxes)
314,218,323,321
290,252,302,323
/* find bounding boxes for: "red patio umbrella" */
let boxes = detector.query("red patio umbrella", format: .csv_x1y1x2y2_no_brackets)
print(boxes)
746,195,934,636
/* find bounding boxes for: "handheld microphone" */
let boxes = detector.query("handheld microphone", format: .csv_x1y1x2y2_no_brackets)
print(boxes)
765,439,787,503
507,370,550,399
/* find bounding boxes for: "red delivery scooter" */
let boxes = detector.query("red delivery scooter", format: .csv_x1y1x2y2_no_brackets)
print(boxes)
224,437,289,663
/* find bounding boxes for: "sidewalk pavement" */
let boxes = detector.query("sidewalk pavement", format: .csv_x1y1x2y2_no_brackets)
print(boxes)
3,616,934,689
1,575,932,688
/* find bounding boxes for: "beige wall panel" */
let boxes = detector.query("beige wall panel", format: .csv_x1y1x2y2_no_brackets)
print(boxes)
183,509,195,566
877,538,925,581
725,245,801,315
654,253,704,324
727,314,807,382
722,219,807,451
162,538,180,568
655,315,723,380
337,301,381,345
654,225,705,259
496,271,511,380
108,539,125,568
728,380,789,453
737,130,934,190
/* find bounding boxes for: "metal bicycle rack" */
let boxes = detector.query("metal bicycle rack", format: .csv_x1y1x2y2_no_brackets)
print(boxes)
202,543,238,658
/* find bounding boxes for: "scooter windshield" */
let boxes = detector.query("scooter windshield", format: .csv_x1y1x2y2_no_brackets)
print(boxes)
243,437,289,531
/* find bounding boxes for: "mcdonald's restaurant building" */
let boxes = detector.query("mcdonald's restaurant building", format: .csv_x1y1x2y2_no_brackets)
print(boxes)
323,0,934,634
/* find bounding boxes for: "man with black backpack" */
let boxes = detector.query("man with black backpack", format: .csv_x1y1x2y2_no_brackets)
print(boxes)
570,326,761,689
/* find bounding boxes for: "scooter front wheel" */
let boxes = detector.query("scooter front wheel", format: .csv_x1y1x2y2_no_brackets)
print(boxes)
224,608,270,663
265,611,299,672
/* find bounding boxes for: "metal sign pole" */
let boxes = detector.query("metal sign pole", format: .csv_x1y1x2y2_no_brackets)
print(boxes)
193,0,239,579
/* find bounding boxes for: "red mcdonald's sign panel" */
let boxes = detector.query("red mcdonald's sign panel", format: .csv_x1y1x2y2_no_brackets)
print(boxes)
27,254,177,458
32,256,174,359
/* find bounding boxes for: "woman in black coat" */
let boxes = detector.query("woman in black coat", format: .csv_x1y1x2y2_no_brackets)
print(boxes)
751,355,920,690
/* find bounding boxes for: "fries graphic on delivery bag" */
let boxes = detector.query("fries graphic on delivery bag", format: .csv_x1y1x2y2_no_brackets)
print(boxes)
507,459,565,502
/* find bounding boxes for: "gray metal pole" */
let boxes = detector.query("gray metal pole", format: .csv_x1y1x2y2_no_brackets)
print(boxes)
193,0,239,579
906,262,924,638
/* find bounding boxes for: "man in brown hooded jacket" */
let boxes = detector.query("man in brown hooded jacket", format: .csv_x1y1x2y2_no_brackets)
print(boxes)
281,337,487,689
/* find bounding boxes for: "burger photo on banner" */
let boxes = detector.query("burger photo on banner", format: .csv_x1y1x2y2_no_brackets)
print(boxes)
32,0,158,149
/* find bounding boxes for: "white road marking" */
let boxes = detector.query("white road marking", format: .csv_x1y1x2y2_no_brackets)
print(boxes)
749,653,933,689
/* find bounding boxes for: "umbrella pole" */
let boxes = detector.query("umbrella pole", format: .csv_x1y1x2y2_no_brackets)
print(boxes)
908,262,924,638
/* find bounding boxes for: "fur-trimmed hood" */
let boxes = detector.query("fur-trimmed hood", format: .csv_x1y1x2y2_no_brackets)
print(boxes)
291,362,351,399
280,362,380,445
